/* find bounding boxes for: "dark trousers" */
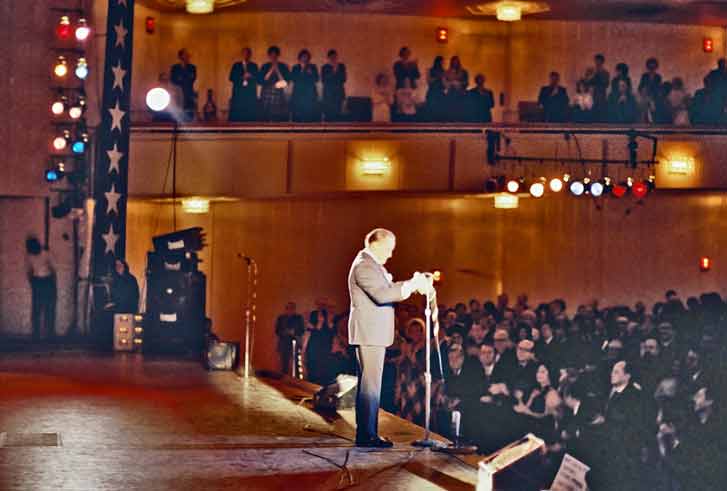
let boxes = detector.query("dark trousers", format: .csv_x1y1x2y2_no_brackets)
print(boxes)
31,276,56,341
354,345,386,442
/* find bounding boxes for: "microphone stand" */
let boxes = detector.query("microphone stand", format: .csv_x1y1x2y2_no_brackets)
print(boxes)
238,253,258,379
413,278,446,449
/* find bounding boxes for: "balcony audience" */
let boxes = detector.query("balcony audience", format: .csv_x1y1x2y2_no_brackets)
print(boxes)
321,49,347,122
372,72,394,122
170,48,197,121
228,47,259,122
571,79,594,123
259,45,291,122
608,79,638,124
425,56,447,121
538,72,569,123
395,78,417,122
586,54,610,121
393,46,421,89
444,56,469,121
468,74,495,123
638,58,663,101
290,49,320,122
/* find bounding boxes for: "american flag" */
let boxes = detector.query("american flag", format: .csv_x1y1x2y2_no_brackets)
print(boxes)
92,0,134,276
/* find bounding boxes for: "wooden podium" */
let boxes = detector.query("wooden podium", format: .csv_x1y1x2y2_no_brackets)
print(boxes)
477,433,546,491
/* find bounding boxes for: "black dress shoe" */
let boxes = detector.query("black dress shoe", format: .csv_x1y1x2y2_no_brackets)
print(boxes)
355,436,394,448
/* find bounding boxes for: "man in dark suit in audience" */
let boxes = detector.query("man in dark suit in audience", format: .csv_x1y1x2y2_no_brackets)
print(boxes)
538,71,569,122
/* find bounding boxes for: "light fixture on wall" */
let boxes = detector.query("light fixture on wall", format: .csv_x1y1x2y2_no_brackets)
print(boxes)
467,1,550,21
700,256,712,272
436,27,449,43
703,38,714,53
360,157,391,176
182,197,210,214
494,193,519,209
667,155,694,175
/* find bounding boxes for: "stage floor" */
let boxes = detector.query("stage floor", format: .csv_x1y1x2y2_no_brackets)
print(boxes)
0,352,479,490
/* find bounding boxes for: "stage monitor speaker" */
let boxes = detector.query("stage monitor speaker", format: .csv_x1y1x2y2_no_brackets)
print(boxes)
477,433,546,491
313,374,358,410
204,337,238,370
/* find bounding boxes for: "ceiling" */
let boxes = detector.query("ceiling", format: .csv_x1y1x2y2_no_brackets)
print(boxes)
137,0,727,26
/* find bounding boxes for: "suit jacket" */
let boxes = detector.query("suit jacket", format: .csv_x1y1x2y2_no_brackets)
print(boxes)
347,250,408,347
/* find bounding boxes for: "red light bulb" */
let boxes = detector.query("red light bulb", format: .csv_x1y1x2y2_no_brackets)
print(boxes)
611,185,627,198
56,15,72,40
632,182,648,199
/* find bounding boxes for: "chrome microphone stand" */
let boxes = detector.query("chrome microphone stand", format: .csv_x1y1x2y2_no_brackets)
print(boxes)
413,276,446,449
238,254,258,379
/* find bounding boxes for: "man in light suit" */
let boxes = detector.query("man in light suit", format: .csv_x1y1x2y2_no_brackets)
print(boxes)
348,228,430,448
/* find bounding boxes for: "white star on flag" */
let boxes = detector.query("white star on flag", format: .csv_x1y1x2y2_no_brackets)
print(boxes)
114,20,128,49
102,224,119,255
111,61,126,91
107,144,123,174
105,184,122,215
109,100,125,132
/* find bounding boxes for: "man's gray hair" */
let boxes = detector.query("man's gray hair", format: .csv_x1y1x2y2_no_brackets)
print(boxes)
364,228,395,248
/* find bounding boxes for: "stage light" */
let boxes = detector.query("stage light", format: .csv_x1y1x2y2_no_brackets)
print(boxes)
75,58,88,80
360,158,390,176
186,0,214,14
69,104,83,119
496,2,522,21
611,184,627,198
562,173,571,183
72,140,85,154
182,198,210,214
494,193,519,209
146,87,171,111
549,177,563,193
54,56,68,77
56,15,72,40
53,136,67,151
590,181,604,197
632,181,648,199
569,180,585,196
432,270,442,282
75,18,91,41
529,180,545,198
45,162,65,182
51,97,66,115
506,178,520,193
700,257,712,272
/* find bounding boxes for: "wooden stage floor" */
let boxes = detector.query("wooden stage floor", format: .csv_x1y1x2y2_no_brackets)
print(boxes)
0,352,479,490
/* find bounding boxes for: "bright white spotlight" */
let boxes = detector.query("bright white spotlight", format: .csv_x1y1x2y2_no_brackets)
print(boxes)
590,182,604,197
53,136,67,150
529,182,545,198
549,177,563,193
569,180,585,196
51,101,65,115
69,105,83,119
146,87,171,112
75,58,88,80
506,179,520,193
75,18,91,41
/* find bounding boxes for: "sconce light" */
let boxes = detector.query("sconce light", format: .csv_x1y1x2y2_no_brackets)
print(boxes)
182,197,210,214
667,155,694,175
436,27,449,43
360,157,391,176
496,2,522,21
494,193,519,209
700,256,712,272
703,38,714,53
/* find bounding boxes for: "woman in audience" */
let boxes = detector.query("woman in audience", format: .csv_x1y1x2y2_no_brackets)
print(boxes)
425,56,446,121
321,49,347,122
395,78,417,122
572,79,594,123
668,77,691,126
259,46,291,122
610,62,632,95
290,49,320,122
444,56,469,121
228,47,259,122
608,79,638,123
372,72,394,122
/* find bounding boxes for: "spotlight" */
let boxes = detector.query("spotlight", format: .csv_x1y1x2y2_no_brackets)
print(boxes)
75,18,91,41
75,58,88,80
51,97,66,115
56,15,72,40
45,162,65,182
549,177,563,193
69,104,83,119
647,175,656,192
562,173,571,183
569,180,585,196
54,56,68,77
53,136,67,151
146,87,171,112
632,181,648,199
611,183,628,198
529,178,546,198
590,181,604,197
506,178,521,194
72,140,85,154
